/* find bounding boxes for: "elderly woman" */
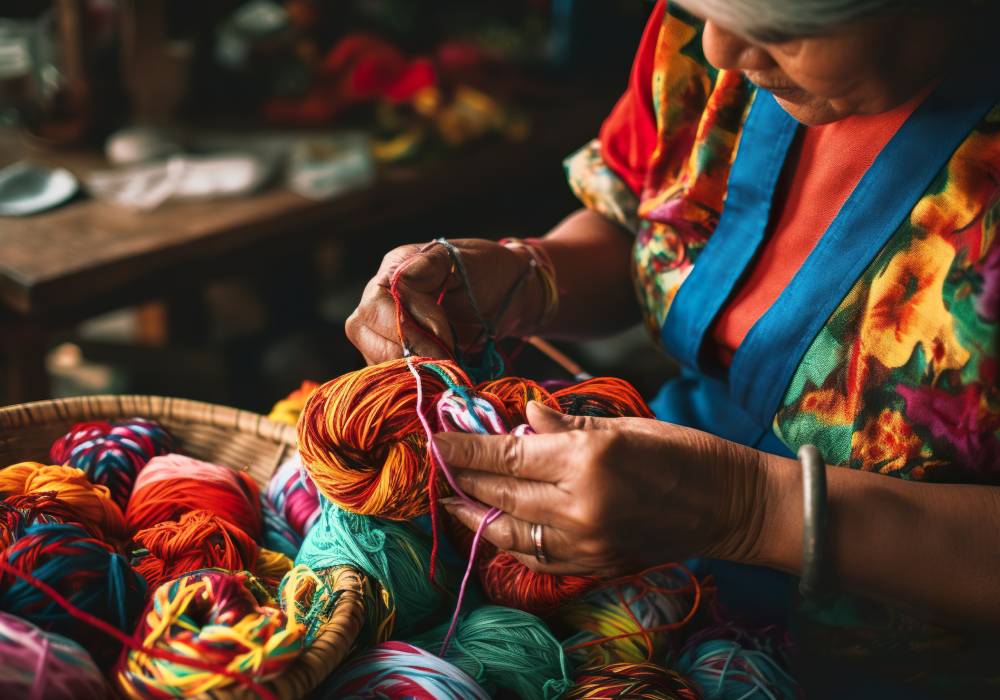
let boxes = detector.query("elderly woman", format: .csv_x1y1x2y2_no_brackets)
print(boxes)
348,0,1000,693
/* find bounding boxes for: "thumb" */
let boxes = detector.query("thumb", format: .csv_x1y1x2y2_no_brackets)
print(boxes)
526,401,613,434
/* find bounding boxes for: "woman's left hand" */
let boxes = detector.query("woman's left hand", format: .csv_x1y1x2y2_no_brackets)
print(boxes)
436,402,771,577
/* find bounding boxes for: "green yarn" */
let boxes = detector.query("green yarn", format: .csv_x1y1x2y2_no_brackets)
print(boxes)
407,605,573,700
295,497,448,639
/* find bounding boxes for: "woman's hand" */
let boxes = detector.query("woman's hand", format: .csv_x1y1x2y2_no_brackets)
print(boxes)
436,402,770,577
345,239,545,365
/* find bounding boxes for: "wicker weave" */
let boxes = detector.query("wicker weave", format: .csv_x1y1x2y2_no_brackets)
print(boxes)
0,395,365,700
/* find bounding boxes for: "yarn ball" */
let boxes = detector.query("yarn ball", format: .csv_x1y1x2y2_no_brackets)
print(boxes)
407,604,572,700
479,550,597,616
265,453,321,537
677,638,798,700
0,610,108,699
297,358,473,520
3,492,107,540
0,522,146,652
257,547,295,589
261,492,303,558
319,641,490,699
50,418,173,509
131,508,261,593
268,380,319,426
565,662,700,699
117,569,305,698
557,566,697,667
296,498,449,640
0,463,126,541
126,454,262,538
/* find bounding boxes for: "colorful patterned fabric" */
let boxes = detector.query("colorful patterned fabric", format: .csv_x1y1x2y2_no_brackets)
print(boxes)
565,0,1000,690
566,2,1000,481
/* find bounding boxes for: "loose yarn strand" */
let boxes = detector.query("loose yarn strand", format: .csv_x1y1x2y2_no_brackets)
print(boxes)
0,559,278,700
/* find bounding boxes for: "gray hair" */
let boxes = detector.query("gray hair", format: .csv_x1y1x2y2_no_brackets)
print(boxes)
672,0,920,40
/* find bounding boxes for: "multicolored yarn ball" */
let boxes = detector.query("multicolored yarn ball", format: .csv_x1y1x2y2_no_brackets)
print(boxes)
557,565,699,667
479,550,597,616
0,610,108,699
0,462,126,541
407,604,572,700
0,522,146,651
319,641,490,700
265,453,321,538
3,492,105,540
296,498,447,640
116,569,305,699
126,453,262,538
50,418,173,509
565,662,701,699
261,492,303,558
257,548,295,589
131,508,261,593
677,637,798,700
298,358,471,520
268,380,319,426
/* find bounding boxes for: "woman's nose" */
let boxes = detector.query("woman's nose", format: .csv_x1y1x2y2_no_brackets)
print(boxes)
702,20,776,72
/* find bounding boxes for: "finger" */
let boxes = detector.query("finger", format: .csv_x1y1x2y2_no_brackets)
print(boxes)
506,550,604,576
432,431,568,482
526,401,615,433
382,244,452,294
362,280,453,359
347,315,404,365
451,468,570,526
441,498,576,561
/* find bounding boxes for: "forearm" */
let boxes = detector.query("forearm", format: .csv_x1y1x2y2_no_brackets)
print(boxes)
532,209,639,339
754,454,1000,629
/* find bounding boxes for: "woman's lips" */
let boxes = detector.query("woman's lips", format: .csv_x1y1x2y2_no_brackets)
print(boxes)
744,73,803,98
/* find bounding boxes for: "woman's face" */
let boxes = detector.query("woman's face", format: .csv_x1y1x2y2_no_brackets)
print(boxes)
693,9,961,125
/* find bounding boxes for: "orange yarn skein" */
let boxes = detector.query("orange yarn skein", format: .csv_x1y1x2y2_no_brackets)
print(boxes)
132,509,261,592
297,358,472,520
0,463,126,541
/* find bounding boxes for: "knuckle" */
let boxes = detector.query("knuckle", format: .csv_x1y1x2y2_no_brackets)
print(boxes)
493,481,518,514
492,519,517,550
502,438,525,477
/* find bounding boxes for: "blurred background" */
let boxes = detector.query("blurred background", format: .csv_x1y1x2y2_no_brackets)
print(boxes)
0,0,674,413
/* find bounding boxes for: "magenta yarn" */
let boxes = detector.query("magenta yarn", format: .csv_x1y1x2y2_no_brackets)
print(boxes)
265,454,321,537
0,611,108,699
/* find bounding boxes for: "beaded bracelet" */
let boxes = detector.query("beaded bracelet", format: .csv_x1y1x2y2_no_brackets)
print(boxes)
499,237,560,332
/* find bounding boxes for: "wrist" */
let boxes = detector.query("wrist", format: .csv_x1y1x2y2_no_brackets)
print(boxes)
499,238,559,336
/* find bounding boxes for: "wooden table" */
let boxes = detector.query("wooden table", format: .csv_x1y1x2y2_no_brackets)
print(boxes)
0,97,609,403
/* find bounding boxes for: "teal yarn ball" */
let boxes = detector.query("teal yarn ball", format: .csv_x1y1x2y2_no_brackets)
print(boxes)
0,522,146,662
677,638,798,700
407,604,573,700
295,498,450,639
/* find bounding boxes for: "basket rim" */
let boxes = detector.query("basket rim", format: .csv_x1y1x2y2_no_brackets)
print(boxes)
0,394,366,699
0,394,298,445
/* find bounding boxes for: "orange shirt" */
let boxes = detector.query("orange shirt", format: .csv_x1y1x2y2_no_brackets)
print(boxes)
711,94,926,365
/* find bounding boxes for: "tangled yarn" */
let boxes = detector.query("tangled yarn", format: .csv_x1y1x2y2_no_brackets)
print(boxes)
50,418,173,509
0,610,108,699
131,509,261,593
268,380,319,426
319,641,490,700
407,604,572,700
116,569,304,699
257,548,295,589
0,522,145,652
677,637,798,700
126,454,261,539
265,453,321,538
296,498,447,640
0,463,126,541
0,501,25,549
479,550,596,616
565,662,701,699
278,564,341,644
558,565,699,667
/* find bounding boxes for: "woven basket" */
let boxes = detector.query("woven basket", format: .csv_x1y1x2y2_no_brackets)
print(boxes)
0,394,365,700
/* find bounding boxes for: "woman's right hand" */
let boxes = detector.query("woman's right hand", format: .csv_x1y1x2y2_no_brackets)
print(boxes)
346,239,546,365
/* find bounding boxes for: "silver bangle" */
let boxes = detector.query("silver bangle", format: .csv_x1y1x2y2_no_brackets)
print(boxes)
798,444,832,601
